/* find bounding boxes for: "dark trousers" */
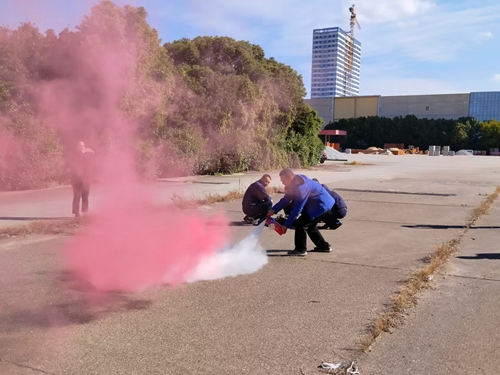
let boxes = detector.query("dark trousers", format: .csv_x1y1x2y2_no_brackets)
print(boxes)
322,207,347,227
243,201,272,221
294,211,330,251
72,179,90,215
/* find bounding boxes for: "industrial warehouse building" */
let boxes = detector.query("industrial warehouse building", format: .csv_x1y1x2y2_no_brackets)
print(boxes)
305,91,500,128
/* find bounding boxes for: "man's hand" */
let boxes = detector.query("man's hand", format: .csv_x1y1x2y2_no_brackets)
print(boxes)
281,226,288,234
266,209,275,218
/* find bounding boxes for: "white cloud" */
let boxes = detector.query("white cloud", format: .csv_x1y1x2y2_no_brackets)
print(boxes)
478,31,493,38
354,0,436,24
493,74,500,82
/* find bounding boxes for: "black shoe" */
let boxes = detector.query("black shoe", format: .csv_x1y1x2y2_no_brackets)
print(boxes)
275,215,287,226
311,246,332,253
243,216,254,224
252,218,263,226
331,219,343,230
287,250,307,256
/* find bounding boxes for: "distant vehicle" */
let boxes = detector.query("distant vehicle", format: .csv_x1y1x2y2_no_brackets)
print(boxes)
456,149,474,155
320,151,327,163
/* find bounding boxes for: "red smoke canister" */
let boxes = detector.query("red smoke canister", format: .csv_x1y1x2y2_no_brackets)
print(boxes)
266,217,283,235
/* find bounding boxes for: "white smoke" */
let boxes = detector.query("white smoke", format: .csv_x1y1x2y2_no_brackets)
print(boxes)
184,221,268,283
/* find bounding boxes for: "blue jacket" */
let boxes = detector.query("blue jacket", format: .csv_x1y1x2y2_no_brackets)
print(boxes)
272,174,334,228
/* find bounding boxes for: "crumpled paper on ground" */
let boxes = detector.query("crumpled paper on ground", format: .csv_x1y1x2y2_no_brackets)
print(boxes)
319,361,359,374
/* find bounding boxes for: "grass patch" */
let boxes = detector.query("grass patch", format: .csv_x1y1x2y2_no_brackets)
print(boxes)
344,161,373,166
267,185,285,194
171,185,287,209
354,186,500,357
0,218,83,238
466,187,500,226
1,189,249,237
171,189,244,209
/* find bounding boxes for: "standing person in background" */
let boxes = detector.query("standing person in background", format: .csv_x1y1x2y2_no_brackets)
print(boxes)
267,169,334,256
242,174,273,225
70,141,95,218
312,178,347,229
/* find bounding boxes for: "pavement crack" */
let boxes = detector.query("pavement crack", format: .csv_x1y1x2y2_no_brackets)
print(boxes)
350,186,500,363
0,357,54,374
348,199,468,207
309,258,408,272
350,219,426,225
440,273,500,283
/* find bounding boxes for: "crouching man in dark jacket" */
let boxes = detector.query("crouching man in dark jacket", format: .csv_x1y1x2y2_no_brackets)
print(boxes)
312,178,347,229
242,174,273,225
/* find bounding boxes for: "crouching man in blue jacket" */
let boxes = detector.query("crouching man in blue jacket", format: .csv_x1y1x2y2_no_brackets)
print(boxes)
267,169,334,256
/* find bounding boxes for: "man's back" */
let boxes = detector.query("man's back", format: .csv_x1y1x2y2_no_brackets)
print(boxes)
322,184,346,209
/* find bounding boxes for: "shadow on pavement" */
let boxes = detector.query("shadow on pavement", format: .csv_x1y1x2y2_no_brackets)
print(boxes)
335,188,456,196
1,296,153,331
0,216,72,221
266,250,288,257
456,253,500,260
1,270,153,331
402,224,500,229
228,221,252,227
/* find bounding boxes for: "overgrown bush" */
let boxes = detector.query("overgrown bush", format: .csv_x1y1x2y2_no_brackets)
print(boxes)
0,1,324,190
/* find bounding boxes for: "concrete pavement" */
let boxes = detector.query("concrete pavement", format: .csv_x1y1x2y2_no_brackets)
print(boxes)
358,198,500,375
1,154,500,374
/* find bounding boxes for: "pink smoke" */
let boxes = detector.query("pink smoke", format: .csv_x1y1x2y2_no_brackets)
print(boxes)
66,208,230,292
28,2,233,293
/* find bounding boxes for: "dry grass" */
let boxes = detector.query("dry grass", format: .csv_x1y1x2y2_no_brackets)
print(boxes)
1,190,247,238
0,218,83,238
354,187,500,356
466,187,500,226
267,185,285,194
172,185,285,210
171,189,244,209
343,161,374,166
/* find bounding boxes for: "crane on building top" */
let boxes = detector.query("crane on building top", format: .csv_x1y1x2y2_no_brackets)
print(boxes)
343,4,361,97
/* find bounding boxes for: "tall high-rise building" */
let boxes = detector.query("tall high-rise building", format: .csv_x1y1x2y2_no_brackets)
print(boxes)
310,27,361,98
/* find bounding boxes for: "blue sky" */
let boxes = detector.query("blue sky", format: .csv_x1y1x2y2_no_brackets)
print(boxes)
1,0,499,98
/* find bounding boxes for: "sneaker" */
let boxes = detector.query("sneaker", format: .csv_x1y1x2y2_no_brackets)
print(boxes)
331,219,343,230
287,250,307,256
243,216,254,224
275,215,287,226
311,246,332,253
252,219,260,225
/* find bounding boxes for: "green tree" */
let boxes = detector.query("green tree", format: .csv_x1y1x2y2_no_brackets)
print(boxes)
479,119,500,151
